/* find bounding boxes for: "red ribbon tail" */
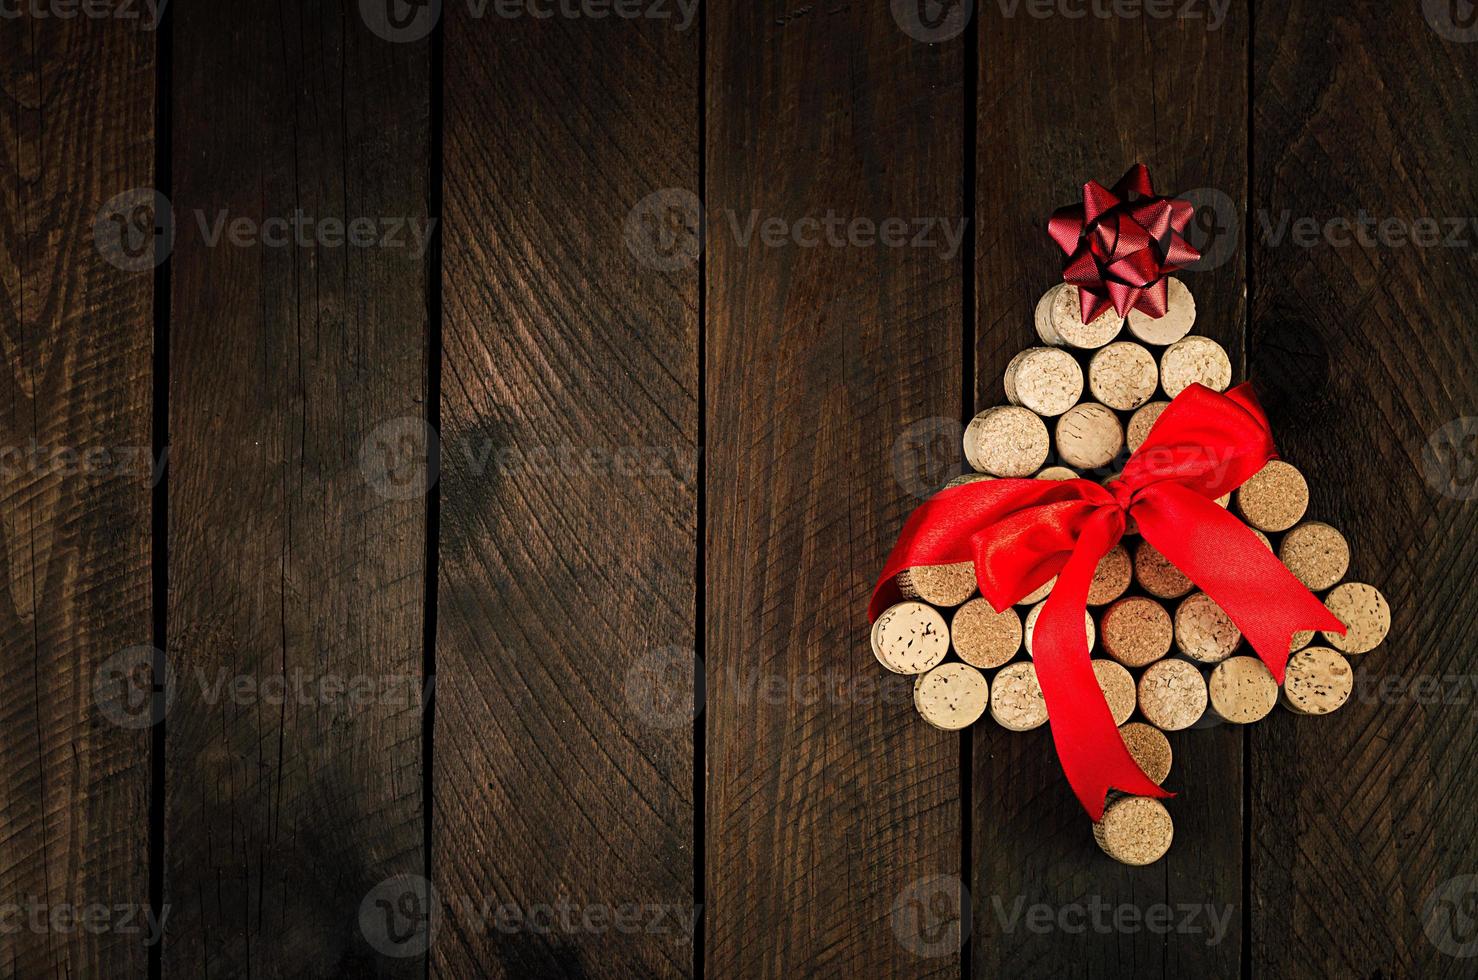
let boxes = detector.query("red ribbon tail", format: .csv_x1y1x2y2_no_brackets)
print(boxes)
1033,511,1171,821
1135,485,1348,683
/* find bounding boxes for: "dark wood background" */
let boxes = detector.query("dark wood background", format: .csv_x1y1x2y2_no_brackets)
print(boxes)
2,1,1476,977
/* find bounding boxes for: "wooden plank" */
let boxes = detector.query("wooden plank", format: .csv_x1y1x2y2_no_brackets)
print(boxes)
706,6,964,977
165,2,430,974
974,9,1248,976
0,13,155,979
434,9,698,979
1249,2,1478,976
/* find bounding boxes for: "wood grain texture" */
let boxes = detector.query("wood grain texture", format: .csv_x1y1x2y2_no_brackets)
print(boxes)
165,2,429,975
8,6,1478,977
1250,2,1478,976
706,5,964,976
974,8,1248,976
435,8,698,979
0,13,155,980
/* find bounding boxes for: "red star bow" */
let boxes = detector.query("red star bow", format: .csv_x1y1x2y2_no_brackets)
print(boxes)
1047,164,1201,324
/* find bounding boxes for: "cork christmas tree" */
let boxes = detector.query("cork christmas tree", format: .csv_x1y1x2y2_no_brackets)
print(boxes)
865,167,1389,864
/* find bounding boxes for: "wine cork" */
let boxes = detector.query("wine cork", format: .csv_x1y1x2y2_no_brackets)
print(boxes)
1094,659,1136,726
1088,341,1159,411
1118,722,1172,785
871,602,950,675
1004,347,1085,417
1160,336,1232,397
1281,646,1353,715
1249,528,1273,550
1100,596,1173,668
1093,794,1173,866
1034,283,1069,345
1036,465,1079,481
1018,576,1055,606
1321,582,1390,654
1207,655,1278,724
964,406,1051,477
1055,403,1124,470
1087,544,1132,606
1126,400,1169,452
1023,600,1096,656
1135,540,1192,599
1137,659,1209,731
1126,277,1196,346
1289,629,1314,653
990,661,1048,731
1174,592,1242,664
945,472,994,489
914,662,990,731
1235,460,1309,532
951,598,1022,669
1279,521,1350,591
1047,284,1124,349
897,561,977,607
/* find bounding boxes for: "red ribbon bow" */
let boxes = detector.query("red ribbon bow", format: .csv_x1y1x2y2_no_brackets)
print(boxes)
868,383,1346,821
1048,164,1201,324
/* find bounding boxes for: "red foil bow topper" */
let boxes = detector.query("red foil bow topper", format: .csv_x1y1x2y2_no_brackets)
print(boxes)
1047,164,1201,324
868,384,1346,821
